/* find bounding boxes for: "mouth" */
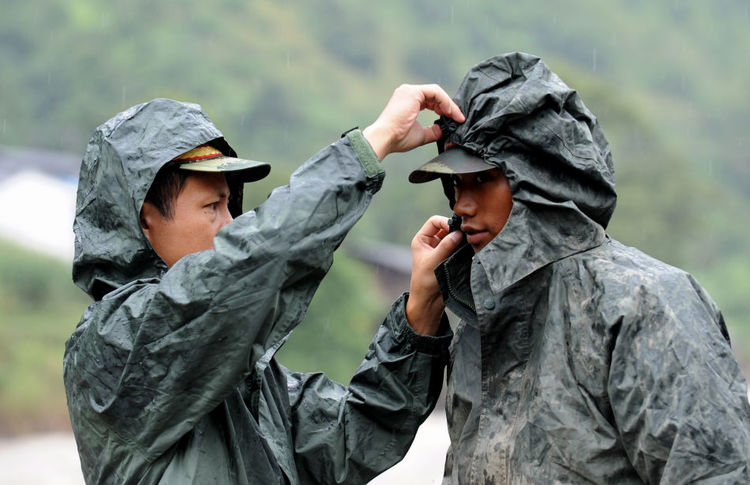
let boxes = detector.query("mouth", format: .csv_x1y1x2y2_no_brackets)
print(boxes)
461,226,488,247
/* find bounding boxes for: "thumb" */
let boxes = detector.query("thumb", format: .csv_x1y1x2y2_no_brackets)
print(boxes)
433,230,463,260
421,123,443,145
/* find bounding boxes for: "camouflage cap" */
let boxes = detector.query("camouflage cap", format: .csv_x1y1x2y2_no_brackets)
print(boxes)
408,144,494,184
174,144,271,182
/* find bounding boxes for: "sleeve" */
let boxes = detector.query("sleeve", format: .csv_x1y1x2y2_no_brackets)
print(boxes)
64,130,385,458
288,294,452,485
608,273,750,484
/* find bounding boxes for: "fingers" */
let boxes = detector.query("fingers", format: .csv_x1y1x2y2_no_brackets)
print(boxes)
434,228,463,258
413,215,450,245
415,84,465,123
423,215,450,235
363,84,464,160
413,215,462,258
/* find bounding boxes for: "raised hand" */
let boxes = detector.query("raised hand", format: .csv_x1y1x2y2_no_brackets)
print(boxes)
363,84,465,160
406,215,464,335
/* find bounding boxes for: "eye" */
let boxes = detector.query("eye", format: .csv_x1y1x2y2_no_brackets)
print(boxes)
451,175,462,188
475,171,494,184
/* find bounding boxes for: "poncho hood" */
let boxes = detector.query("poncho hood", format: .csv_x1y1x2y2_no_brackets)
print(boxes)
433,54,750,485
437,52,618,292
72,98,244,300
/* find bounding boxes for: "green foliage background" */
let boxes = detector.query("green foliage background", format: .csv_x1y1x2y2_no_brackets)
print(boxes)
0,241,90,433
1,0,749,433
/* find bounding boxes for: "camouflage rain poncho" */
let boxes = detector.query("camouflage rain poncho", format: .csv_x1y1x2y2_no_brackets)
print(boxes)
64,99,451,484
428,53,750,484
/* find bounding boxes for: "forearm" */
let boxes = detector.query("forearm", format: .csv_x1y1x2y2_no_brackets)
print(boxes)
65,132,384,456
192,130,383,352
290,294,452,484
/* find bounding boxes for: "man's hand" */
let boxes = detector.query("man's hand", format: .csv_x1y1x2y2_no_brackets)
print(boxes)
363,84,465,160
406,216,464,335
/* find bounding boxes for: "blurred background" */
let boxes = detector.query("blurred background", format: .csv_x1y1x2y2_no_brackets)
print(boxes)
1,0,748,483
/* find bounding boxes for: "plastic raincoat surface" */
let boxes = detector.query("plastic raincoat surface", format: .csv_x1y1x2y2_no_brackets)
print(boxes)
63,99,451,484
432,53,750,484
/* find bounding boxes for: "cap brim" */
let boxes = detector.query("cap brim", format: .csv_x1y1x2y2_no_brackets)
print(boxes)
408,148,494,183
179,156,271,183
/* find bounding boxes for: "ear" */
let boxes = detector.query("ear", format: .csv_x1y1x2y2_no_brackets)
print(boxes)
140,201,159,243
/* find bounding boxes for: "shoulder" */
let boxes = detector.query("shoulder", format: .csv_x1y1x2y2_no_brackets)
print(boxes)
555,238,724,333
558,238,700,297
67,278,162,347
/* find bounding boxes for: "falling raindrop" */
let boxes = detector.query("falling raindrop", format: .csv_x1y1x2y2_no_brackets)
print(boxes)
450,6,455,25
121,86,127,108
592,48,598,72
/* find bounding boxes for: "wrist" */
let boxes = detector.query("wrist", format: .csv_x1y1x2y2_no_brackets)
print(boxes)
406,291,445,336
362,123,391,160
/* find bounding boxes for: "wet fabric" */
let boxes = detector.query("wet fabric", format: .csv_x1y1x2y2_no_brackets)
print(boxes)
432,53,750,484
64,99,451,484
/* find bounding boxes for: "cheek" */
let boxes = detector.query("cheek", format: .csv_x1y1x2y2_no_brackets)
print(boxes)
176,215,216,252
203,212,230,248
197,218,222,248
500,191,513,223
487,187,513,236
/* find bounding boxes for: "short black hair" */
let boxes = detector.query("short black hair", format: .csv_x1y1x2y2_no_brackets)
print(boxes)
143,163,191,219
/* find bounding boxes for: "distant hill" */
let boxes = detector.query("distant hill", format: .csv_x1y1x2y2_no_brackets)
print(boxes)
2,1,748,192
1,1,748,428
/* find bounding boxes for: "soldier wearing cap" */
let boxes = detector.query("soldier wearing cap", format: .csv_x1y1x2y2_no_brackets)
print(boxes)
64,87,466,484
406,52,750,484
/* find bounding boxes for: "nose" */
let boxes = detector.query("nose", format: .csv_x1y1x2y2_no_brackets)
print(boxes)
453,189,477,218
221,206,233,227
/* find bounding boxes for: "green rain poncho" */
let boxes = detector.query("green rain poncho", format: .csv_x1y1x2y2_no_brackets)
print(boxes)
64,99,451,484
426,53,750,484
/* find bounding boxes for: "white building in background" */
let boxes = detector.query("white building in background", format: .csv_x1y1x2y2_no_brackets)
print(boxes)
0,170,76,261
0,145,80,262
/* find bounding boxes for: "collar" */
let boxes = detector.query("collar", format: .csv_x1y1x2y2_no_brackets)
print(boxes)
438,199,606,305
